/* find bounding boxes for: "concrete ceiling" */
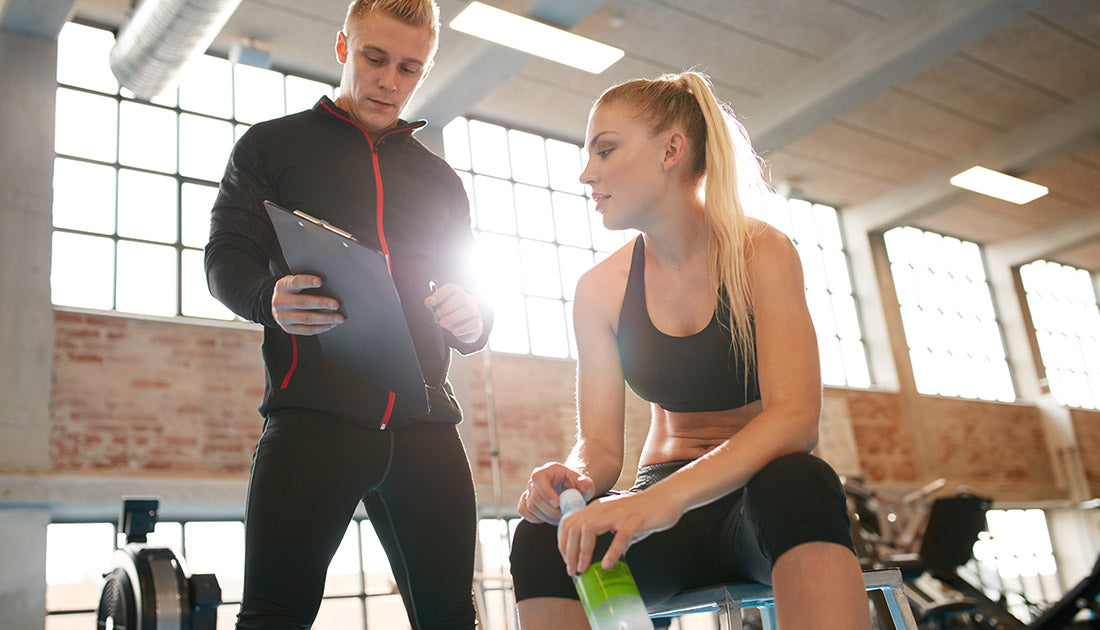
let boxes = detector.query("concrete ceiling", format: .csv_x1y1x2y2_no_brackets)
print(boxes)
15,0,1100,272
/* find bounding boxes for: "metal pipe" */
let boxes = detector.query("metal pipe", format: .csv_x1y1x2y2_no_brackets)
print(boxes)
109,0,242,100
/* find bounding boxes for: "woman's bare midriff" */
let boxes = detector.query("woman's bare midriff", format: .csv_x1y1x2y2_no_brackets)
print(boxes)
638,399,763,465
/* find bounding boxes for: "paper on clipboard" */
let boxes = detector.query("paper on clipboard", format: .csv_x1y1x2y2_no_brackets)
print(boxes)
264,200,429,413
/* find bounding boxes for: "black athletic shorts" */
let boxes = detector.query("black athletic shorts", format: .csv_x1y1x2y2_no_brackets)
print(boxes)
509,452,854,606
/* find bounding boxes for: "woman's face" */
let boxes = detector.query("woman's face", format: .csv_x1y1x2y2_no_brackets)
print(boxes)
579,101,669,231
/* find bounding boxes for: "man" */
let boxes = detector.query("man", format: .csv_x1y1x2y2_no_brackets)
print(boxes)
205,1,490,627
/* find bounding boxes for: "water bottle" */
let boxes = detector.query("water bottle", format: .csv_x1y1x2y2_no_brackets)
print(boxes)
558,488,655,630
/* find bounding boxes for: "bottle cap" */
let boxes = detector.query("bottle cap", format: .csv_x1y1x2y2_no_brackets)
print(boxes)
558,488,587,519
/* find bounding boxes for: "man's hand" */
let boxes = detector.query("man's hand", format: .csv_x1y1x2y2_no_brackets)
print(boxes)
272,274,344,335
425,283,483,343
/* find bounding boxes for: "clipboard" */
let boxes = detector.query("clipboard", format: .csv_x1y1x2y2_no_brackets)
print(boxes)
264,200,430,413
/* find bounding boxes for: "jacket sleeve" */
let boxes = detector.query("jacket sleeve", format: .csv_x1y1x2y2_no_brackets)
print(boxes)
437,169,493,355
204,129,281,329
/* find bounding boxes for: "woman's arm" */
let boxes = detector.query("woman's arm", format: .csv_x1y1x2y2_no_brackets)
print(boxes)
558,225,823,575
516,259,629,524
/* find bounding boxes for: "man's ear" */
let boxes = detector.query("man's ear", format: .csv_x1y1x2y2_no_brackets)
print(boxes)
335,30,348,64
661,130,688,172
418,59,435,85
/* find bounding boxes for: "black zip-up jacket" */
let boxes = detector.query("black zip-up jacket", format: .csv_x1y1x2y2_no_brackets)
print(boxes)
205,96,491,430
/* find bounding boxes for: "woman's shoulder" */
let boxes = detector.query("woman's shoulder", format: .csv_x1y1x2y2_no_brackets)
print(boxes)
746,217,797,259
574,236,637,319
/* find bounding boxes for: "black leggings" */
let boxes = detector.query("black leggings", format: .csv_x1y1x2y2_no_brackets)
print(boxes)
510,452,854,606
236,408,477,629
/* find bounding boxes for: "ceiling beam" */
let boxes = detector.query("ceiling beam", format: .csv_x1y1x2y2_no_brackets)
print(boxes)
743,0,1048,153
406,0,605,126
0,0,75,39
844,88,1100,233
985,208,1100,267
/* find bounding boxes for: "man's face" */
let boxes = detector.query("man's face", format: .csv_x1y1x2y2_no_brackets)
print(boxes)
334,11,435,136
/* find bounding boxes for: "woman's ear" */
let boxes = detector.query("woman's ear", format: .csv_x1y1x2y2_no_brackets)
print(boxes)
661,130,689,172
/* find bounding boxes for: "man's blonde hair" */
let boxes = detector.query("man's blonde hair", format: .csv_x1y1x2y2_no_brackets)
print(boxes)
344,0,440,57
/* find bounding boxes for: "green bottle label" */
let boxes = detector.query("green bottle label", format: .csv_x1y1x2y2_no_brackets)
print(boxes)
573,561,641,616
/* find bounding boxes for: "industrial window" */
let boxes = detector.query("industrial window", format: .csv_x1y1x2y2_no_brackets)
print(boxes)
51,21,333,320
444,117,871,387
441,116,634,358
966,508,1062,623
751,195,871,388
45,516,521,629
1019,259,1100,409
884,226,1015,401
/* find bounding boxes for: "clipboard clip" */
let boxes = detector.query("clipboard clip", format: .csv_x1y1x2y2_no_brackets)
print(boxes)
292,209,359,242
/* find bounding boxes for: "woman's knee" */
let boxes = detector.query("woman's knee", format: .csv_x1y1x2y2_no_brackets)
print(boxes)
749,452,842,496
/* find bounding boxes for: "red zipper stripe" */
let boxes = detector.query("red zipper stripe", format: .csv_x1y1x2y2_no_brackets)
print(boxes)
280,335,298,389
319,100,422,429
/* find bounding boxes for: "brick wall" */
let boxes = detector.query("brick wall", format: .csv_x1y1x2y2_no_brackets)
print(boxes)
42,309,1083,506
50,311,264,475
1071,407,1100,496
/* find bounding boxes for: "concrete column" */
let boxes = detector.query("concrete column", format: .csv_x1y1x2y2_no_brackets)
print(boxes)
0,508,50,629
0,25,59,630
0,28,56,472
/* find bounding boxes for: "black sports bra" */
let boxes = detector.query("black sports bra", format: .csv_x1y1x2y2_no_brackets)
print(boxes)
617,236,760,412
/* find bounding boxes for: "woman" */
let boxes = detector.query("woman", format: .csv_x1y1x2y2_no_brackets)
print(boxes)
509,72,872,629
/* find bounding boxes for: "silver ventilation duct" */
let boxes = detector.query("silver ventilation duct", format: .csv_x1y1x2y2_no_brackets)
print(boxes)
109,0,243,100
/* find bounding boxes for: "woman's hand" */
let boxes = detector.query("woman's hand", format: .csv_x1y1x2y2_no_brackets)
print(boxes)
517,462,595,525
557,488,685,576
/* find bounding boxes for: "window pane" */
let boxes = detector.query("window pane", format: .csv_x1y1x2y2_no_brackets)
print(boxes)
182,249,235,320
325,522,362,597
184,522,245,604
179,54,234,118
182,182,218,248
797,244,827,291
814,204,844,250
520,239,562,299
886,226,1014,401
508,129,549,186
52,232,114,309
53,158,116,234
56,23,118,94
315,598,367,630
55,88,117,162
788,199,817,246
469,120,510,178
552,192,591,248
527,297,569,358
478,233,523,300
840,338,871,387
489,295,529,354
818,334,845,386
119,101,178,173
1020,259,1100,409
285,75,332,114
545,139,584,194
360,520,399,596
558,246,594,301
443,117,471,171
46,523,115,612
180,114,234,182
514,184,554,241
234,64,286,124
366,594,411,630
118,169,178,243
116,241,178,316
473,176,517,235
